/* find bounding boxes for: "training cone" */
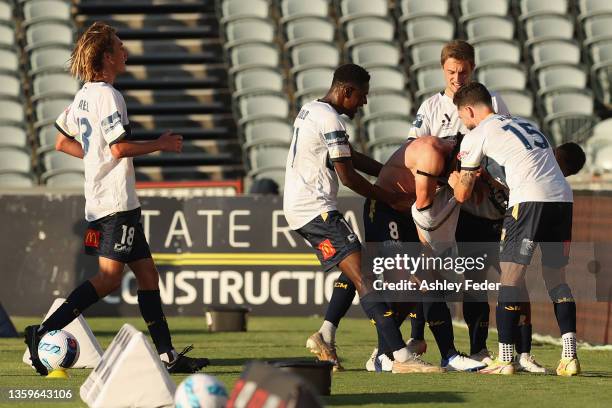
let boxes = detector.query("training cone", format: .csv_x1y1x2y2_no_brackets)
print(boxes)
46,369,69,379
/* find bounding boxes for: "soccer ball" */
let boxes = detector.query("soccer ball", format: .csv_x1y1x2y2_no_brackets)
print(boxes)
175,374,228,408
37,330,79,371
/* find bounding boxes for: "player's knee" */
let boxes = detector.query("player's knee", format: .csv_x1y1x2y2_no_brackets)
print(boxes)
548,283,574,304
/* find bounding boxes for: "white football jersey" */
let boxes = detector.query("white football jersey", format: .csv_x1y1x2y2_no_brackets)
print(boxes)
459,114,572,207
55,82,140,221
283,100,352,230
408,90,510,140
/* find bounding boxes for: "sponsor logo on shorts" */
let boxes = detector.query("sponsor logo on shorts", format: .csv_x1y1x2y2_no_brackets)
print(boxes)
84,229,100,248
347,233,357,243
520,238,536,256
334,282,348,289
113,243,132,253
318,239,337,260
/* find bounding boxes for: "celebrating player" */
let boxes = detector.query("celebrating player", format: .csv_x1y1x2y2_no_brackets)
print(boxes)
450,82,582,376
24,22,208,376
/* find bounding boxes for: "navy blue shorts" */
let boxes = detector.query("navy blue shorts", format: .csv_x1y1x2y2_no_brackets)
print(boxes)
295,211,361,271
84,207,152,263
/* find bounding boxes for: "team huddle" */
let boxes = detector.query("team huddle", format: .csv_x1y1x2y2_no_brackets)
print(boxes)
283,40,586,376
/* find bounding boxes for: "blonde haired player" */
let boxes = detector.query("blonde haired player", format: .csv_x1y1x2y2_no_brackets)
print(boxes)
24,22,208,375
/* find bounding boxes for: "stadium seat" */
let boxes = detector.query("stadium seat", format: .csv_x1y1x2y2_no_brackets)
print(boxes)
459,0,509,25
289,41,340,74
590,41,612,105
344,17,395,47
0,48,18,74
474,40,521,68
371,142,402,163
364,117,412,148
251,169,285,193
228,42,280,74
23,0,72,27
28,46,72,77
536,65,588,100
223,18,275,50
25,21,74,52
219,0,270,25
578,0,612,24
242,119,293,149
408,40,446,73
338,0,389,24
284,17,335,49
415,65,445,103
583,15,612,49
477,65,527,92
465,16,515,43
280,0,329,23
232,67,284,99
523,14,574,49
36,124,58,152
33,98,72,129
397,0,449,24
586,118,612,164
0,126,27,149
235,93,290,127
593,144,612,172
518,0,569,21
0,147,31,174
247,144,289,176
44,172,85,188
542,90,598,144
32,73,79,101
0,100,24,127
0,1,11,24
368,66,406,93
361,91,413,128
0,74,21,100
41,150,84,182
0,172,34,188
294,66,334,95
529,39,581,75
0,23,15,49
495,89,535,121
348,40,401,69
403,16,454,48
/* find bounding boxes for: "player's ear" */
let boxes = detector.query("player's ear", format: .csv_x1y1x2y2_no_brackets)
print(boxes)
344,86,353,99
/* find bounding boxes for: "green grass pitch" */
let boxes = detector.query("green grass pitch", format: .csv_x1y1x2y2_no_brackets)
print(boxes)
1,316,612,407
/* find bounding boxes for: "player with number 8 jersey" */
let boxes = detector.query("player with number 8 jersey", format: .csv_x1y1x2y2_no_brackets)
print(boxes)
24,22,209,377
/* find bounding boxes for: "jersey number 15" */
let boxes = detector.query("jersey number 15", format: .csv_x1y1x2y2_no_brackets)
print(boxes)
502,121,549,150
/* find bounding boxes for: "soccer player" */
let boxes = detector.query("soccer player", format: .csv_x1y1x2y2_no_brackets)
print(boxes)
284,63,441,373
364,136,486,372
450,82,581,376
24,22,208,376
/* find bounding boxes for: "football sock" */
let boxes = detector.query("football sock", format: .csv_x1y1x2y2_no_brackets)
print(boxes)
410,302,426,341
360,293,405,353
323,273,356,327
463,297,490,355
549,284,577,335
515,301,532,354
319,320,337,345
496,286,521,347
424,300,456,360
562,332,577,359
138,290,173,355
39,280,99,334
498,342,514,363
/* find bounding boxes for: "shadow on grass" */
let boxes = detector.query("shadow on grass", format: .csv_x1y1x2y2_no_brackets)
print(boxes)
209,357,316,367
325,391,464,405
578,371,612,378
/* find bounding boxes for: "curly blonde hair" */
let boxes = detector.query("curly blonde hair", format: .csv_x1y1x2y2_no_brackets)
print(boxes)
69,22,116,82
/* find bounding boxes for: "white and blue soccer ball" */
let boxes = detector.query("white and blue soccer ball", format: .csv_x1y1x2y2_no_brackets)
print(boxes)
37,330,80,371
175,374,228,408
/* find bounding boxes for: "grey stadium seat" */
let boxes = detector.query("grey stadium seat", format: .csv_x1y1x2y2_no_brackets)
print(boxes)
0,48,18,74
236,93,290,127
0,23,16,49
369,66,406,93
344,17,395,47
219,0,270,25
339,0,389,24
45,172,85,188
523,14,574,49
465,16,515,43
477,65,527,92
232,67,284,99
247,144,289,176
280,0,329,23
34,98,72,129
530,39,581,74
285,17,335,49
536,65,587,100
0,1,11,23
586,119,612,164
23,0,72,26
251,169,285,193
365,118,412,148
408,40,446,72
542,91,598,144
518,0,568,21
32,73,79,101
243,119,293,149
228,42,280,74
593,144,612,172
223,18,275,50
415,65,445,103
0,74,22,100
41,150,84,182
578,0,612,24
37,124,58,152
495,90,535,121
591,42,612,106
398,0,449,23
361,92,413,128
459,0,509,25
0,147,31,174
0,126,27,149
474,40,521,67
0,173,34,188
25,21,74,52
294,67,333,102
28,46,72,77
349,40,400,68
290,41,340,74
583,15,612,48
371,142,402,163
403,16,454,48
0,100,25,126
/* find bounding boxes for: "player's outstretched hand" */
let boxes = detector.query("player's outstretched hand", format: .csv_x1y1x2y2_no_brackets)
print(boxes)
159,130,183,153
448,171,460,189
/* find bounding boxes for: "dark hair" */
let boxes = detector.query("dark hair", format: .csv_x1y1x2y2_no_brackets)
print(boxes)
441,40,475,67
331,63,370,88
556,142,586,176
453,82,493,109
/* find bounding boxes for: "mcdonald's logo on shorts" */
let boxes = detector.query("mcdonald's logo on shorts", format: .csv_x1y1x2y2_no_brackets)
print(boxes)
84,229,100,248
318,238,337,260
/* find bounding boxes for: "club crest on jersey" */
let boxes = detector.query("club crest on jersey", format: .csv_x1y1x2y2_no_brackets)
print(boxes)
84,229,100,248
412,114,424,128
457,151,469,161
318,239,337,260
